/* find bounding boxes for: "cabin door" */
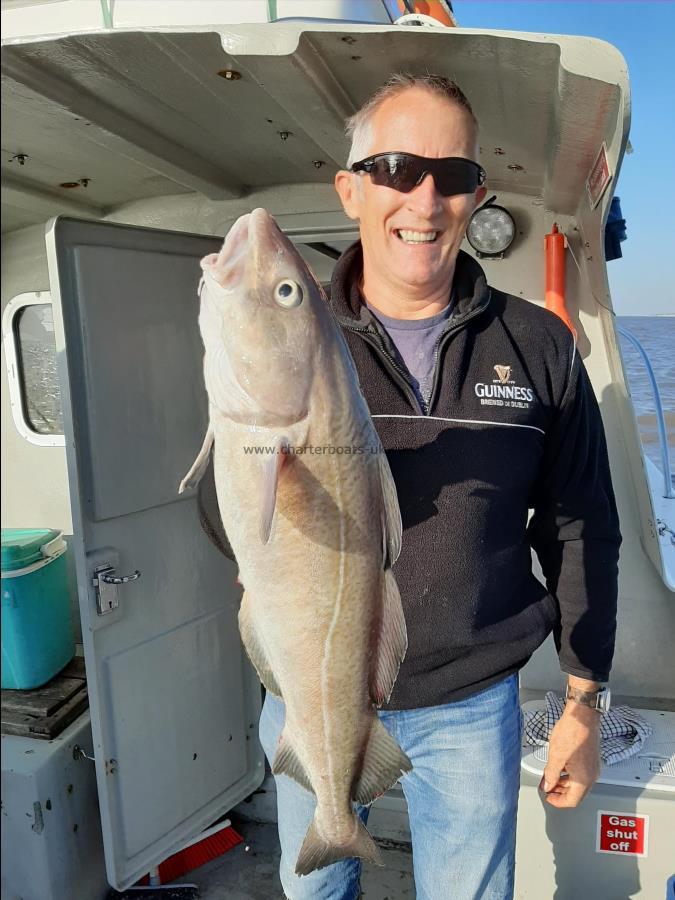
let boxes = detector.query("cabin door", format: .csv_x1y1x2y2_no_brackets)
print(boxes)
46,217,263,891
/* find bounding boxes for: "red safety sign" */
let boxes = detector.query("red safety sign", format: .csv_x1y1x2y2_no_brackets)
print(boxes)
596,811,649,857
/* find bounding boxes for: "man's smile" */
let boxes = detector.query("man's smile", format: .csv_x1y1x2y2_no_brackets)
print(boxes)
394,229,441,244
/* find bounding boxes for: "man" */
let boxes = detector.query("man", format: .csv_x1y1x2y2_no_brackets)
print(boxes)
204,74,621,900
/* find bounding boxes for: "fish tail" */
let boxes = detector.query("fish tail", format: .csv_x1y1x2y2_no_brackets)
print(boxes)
294,814,382,877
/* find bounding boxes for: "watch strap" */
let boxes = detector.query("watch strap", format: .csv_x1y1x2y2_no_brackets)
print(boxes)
565,685,605,711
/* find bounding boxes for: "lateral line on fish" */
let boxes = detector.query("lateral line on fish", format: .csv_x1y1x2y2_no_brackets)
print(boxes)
321,451,347,827
371,413,545,436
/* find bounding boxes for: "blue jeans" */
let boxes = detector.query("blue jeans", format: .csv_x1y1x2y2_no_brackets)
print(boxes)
258,674,522,900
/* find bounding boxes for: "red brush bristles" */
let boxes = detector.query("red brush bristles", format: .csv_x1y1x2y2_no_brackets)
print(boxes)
157,824,243,882
137,822,244,886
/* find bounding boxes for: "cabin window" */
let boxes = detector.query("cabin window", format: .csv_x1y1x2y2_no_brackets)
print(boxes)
2,292,65,447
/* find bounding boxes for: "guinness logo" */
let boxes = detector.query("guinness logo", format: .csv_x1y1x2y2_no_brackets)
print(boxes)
475,365,536,406
494,365,511,385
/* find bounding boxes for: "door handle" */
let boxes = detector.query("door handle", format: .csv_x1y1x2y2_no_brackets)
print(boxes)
93,564,141,615
99,569,141,585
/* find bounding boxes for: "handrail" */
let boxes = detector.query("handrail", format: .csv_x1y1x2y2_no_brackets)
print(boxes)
99,0,113,29
618,327,674,499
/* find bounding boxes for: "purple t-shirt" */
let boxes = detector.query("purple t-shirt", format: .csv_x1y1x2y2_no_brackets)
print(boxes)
366,300,453,412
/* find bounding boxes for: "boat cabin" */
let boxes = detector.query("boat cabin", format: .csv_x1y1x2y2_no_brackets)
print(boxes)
1,3,673,898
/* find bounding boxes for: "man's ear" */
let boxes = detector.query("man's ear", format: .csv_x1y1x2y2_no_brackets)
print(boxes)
334,170,361,221
474,185,488,207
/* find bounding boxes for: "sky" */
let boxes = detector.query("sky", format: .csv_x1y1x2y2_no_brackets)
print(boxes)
450,1,675,316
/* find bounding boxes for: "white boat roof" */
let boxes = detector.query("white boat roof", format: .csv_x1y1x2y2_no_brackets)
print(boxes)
2,22,630,233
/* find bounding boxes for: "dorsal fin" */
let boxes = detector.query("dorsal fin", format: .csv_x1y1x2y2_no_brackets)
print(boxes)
377,448,402,568
352,714,412,806
369,568,407,707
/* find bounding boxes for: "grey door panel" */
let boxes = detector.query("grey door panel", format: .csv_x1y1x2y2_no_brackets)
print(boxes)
67,240,209,520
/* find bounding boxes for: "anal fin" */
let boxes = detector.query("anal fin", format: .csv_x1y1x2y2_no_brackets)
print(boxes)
272,731,314,795
238,592,282,697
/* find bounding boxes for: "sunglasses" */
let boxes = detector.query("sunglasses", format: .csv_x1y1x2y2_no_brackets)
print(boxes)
350,152,486,197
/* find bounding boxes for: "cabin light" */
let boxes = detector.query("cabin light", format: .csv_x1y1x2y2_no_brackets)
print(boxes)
466,198,516,258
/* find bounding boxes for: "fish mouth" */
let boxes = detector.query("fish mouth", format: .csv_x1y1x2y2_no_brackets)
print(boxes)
225,212,251,252
250,207,288,268
202,214,251,292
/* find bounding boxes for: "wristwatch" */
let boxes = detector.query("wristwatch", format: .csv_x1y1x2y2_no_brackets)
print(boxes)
565,685,611,713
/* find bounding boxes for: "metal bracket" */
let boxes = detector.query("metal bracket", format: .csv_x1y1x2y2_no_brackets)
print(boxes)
657,519,675,546
73,744,95,763
92,564,141,615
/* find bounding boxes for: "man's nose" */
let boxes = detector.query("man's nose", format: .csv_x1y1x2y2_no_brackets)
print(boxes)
406,172,444,215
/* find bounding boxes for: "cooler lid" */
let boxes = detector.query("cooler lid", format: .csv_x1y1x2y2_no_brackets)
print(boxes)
1,528,62,571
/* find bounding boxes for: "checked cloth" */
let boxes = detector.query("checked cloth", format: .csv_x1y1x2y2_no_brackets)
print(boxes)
524,692,653,765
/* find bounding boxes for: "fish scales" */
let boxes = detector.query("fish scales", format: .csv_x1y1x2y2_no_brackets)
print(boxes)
180,208,411,876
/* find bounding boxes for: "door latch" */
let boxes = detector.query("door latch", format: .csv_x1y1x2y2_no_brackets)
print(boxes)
73,744,95,762
93,564,141,615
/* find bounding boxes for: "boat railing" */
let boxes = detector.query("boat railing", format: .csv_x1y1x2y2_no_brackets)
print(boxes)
618,326,674,500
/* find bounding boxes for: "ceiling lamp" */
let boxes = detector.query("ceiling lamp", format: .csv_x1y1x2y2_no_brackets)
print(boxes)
467,196,516,258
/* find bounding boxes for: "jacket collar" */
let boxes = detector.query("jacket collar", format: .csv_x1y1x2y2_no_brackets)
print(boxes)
329,240,491,329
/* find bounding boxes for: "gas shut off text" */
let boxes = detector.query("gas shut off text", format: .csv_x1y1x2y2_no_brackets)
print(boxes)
597,812,649,857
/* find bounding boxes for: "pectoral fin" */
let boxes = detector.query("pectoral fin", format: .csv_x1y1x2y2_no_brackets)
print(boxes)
179,426,214,493
259,436,289,544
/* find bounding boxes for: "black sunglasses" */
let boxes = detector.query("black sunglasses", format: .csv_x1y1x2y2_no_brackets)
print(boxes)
350,152,486,197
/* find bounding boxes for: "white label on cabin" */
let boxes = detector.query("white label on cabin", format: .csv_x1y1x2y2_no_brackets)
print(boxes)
587,142,612,209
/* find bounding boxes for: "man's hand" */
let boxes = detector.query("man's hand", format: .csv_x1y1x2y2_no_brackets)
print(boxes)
539,695,601,808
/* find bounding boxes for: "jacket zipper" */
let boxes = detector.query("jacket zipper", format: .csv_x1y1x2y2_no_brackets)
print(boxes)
426,290,492,412
343,322,424,414
341,290,491,417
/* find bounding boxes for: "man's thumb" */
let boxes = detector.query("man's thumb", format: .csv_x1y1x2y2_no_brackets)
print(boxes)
543,749,565,792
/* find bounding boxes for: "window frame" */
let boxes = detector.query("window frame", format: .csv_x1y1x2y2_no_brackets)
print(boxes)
2,291,65,447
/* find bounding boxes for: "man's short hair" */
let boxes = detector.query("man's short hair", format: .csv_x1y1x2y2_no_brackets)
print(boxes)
345,73,478,168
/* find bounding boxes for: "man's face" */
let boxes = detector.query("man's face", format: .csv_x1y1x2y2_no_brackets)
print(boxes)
336,89,486,295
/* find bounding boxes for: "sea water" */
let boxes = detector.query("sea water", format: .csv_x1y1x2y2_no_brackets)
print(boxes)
618,315,674,480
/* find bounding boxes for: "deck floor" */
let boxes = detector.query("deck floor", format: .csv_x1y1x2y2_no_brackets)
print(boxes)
174,811,415,900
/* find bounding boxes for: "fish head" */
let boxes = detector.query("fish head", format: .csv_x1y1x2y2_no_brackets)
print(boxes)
199,208,328,426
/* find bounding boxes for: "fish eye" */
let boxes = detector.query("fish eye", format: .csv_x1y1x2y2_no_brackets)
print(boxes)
274,280,303,309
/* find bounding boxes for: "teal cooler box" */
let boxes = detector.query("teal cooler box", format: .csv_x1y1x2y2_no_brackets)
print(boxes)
1,529,75,690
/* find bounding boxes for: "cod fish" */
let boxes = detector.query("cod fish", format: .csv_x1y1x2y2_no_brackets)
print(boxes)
180,208,411,876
